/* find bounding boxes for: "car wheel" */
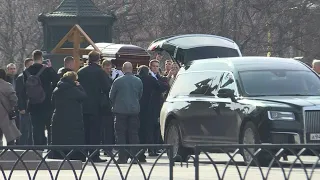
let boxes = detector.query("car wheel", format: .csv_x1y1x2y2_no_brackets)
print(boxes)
240,122,277,167
165,120,192,162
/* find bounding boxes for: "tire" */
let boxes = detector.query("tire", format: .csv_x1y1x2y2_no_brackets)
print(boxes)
240,122,278,167
165,120,192,162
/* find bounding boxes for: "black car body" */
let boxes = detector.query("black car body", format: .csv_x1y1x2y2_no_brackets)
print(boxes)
160,57,320,164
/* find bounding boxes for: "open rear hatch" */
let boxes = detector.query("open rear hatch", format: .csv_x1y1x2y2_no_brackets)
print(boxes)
147,34,241,66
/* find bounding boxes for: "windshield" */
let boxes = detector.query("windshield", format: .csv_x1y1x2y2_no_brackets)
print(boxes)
239,70,320,96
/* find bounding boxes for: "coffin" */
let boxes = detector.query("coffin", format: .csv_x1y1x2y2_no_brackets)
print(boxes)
84,43,150,72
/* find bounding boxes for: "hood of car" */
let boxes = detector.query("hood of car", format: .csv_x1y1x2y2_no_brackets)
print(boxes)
249,96,320,107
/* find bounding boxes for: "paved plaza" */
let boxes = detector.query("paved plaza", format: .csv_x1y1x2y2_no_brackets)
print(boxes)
2,153,320,180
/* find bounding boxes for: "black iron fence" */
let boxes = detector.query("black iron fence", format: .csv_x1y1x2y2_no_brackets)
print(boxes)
0,144,173,180
1,144,320,179
192,144,320,180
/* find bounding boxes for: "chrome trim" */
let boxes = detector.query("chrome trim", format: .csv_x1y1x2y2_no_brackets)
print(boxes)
294,133,301,144
270,131,301,144
302,106,320,144
173,46,179,59
167,96,233,103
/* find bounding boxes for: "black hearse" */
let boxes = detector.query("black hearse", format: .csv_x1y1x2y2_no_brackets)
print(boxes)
160,57,320,165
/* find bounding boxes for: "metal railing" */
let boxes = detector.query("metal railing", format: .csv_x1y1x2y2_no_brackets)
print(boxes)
1,144,320,179
192,144,320,180
0,144,173,180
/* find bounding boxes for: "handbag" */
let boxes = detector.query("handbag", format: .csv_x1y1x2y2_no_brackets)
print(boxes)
0,91,16,120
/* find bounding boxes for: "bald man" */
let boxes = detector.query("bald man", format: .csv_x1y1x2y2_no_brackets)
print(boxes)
109,62,143,164
312,60,320,74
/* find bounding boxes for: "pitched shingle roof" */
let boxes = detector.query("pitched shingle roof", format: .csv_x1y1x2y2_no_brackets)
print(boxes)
43,0,112,18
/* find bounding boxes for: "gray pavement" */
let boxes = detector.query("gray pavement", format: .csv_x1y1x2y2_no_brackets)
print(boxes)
2,153,320,180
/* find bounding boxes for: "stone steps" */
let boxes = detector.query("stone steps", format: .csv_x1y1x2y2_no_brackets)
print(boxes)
0,150,83,170
0,150,43,161
0,160,82,170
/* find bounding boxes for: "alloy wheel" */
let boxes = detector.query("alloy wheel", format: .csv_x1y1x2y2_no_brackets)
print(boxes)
242,128,256,163
166,125,179,157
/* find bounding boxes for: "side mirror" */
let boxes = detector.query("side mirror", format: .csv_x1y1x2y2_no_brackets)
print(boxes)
217,88,236,102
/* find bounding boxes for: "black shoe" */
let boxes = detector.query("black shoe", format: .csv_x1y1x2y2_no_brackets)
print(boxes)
92,158,107,163
103,149,114,157
138,158,147,163
116,159,127,164
130,158,147,164
148,152,159,157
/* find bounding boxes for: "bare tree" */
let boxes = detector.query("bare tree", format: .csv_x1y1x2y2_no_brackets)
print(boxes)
0,0,59,69
0,0,319,69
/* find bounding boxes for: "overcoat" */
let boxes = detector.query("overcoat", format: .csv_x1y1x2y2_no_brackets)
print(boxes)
51,78,87,146
0,79,21,142
50,78,87,160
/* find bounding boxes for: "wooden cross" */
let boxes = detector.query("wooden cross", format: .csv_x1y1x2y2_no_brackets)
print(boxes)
51,24,101,71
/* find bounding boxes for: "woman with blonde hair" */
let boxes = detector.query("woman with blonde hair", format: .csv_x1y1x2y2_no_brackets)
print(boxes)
50,71,87,161
166,62,180,87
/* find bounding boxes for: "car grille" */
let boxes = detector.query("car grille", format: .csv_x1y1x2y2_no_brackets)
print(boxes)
305,110,320,143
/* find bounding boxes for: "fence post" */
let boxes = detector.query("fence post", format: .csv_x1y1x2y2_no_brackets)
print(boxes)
169,145,174,180
194,146,199,180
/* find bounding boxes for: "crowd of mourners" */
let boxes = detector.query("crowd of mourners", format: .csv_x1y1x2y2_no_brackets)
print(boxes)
0,49,180,164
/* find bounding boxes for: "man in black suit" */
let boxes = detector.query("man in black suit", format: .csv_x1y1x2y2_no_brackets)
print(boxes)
78,51,111,162
101,60,114,154
23,50,59,145
6,63,18,87
15,58,34,145
57,56,75,78
148,59,170,156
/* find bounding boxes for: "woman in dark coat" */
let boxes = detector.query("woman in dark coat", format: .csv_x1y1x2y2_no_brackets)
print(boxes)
50,71,87,161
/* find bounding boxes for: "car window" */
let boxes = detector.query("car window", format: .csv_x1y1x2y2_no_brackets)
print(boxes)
239,70,320,96
169,71,222,97
184,46,239,62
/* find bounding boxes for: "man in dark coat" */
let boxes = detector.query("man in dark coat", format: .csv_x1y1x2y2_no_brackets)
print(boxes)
51,71,87,161
15,58,34,145
5,63,18,87
101,60,114,154
23,50,59,145
148,60,170,156
136,65,160,161
77,51,111,162
57,56,75,78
